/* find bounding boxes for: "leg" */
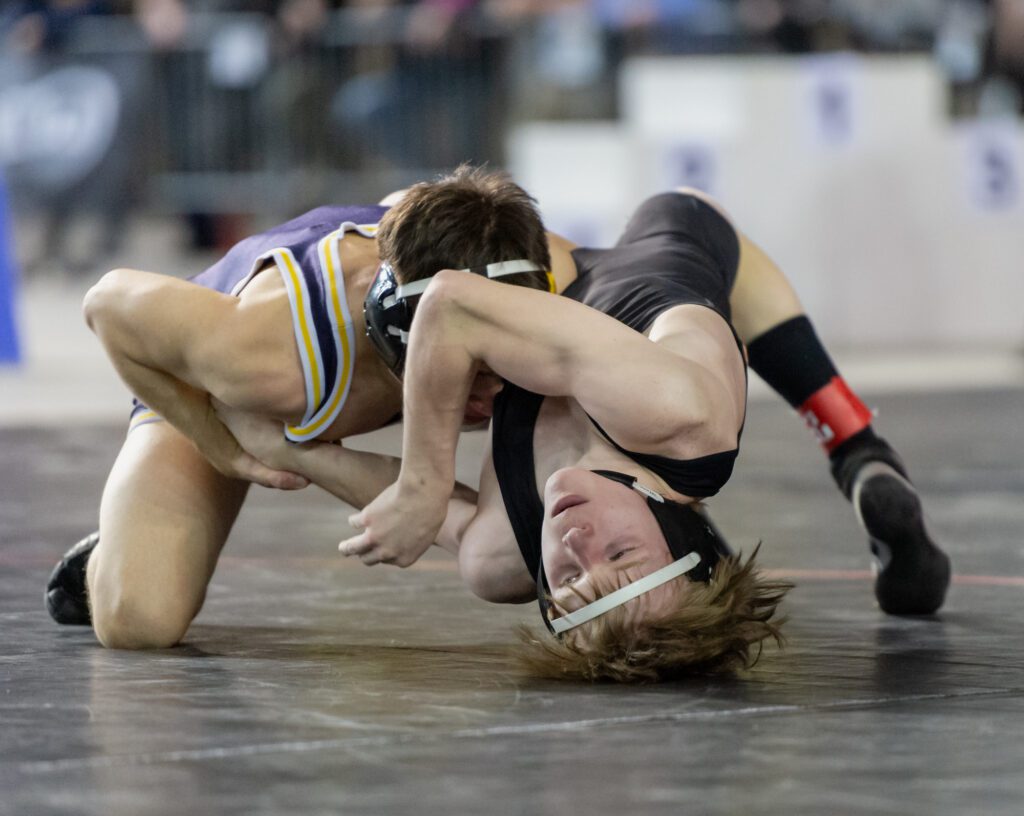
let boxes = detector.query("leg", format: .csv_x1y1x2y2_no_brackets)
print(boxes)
86,422,249,649
729,232,950,615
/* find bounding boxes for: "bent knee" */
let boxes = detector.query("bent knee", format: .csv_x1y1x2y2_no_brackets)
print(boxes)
91,591,196,650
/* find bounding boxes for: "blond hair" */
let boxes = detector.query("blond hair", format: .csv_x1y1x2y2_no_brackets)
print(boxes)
516,547,791,683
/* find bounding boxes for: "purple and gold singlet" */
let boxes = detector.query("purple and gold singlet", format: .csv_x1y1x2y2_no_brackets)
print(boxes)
130,205,388,442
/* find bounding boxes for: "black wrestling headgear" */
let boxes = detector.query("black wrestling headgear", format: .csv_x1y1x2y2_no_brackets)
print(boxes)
537,470,733,636
363,259,550,377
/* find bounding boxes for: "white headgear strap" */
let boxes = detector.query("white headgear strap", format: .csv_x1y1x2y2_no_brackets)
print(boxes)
394,259,542,302
549,551,702,635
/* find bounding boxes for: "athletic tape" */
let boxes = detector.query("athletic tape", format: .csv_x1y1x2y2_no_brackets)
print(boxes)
798,376,874,452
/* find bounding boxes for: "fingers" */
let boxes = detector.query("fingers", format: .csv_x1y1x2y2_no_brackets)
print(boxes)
235,454,308,490
338,531,373,557
339,532,389,566
275,471,310,490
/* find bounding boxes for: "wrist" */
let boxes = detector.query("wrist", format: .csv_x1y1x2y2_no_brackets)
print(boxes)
397,467,452,508
282,438,330,474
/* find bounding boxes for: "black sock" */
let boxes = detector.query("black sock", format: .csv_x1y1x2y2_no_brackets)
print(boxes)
746,315,837,407
747,316,906,495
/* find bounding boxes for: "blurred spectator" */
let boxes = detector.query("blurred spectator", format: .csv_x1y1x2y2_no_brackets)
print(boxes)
133,0,187,51
1,0,113,55
332,0,504,169
3,0,1022,278
989,0,1024,112
0,0,146,274
487,0,612,120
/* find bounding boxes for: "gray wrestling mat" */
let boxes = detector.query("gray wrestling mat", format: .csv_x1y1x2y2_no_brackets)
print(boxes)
3,388,1023,816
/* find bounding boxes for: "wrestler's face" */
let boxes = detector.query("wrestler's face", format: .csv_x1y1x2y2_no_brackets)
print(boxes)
540,468,677,617
462,371,504,425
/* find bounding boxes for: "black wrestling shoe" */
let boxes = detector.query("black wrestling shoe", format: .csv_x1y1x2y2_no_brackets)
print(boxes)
852,463,951,616
45,532,98,626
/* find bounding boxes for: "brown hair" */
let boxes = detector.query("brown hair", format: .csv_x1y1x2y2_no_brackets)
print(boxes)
376,164,552,292
516,547,792,683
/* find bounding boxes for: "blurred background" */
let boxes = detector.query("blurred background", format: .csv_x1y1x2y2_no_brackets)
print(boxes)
1,0,1023,421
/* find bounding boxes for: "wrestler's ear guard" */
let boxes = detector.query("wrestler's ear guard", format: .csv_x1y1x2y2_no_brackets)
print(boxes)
364,259,548,377
363,261,408,377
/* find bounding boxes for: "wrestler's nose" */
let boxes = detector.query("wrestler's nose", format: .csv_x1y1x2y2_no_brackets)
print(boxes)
561,525,595,562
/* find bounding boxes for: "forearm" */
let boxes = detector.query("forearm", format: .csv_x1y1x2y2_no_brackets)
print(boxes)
397,283,478,503
282,442,403,509
265,437,477,515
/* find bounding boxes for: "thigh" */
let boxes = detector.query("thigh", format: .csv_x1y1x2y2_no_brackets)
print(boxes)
88,421,250,646
727,232,805,344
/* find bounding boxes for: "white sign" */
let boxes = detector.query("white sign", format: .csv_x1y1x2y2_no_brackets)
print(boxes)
961,121,1021,213
803,54,862,149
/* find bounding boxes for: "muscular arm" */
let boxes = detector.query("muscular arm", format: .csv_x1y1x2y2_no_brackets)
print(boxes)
398,270,717,500
214,401,476,553
277,440,478,553
341,271,721,568
84,268,305,488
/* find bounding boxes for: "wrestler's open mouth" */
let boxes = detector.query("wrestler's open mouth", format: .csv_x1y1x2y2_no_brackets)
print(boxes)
551,495,587,517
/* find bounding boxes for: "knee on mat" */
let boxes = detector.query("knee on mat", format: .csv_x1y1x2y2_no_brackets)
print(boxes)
91,589,195,650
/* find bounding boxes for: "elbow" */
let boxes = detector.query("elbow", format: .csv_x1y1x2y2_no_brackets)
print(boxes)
82,268,131,333
406,270,468,342
412,269,479,338
418,269,471,315
459,558,501,602
458,546,525,604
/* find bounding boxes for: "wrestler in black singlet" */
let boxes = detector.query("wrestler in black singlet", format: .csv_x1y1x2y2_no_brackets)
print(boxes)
492,193,745,575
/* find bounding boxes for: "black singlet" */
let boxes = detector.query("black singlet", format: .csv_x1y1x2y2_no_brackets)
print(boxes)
491,381,742,578
491,192,746,574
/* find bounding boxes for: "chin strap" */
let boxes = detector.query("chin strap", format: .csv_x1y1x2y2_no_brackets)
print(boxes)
549,552,702,635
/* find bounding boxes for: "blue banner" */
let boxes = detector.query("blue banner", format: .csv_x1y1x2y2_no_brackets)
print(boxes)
0,176,21,365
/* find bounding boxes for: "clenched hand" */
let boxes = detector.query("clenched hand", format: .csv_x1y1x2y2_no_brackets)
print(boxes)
338,479,447,567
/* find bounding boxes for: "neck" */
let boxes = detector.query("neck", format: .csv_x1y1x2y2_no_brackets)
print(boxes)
342,236,382,309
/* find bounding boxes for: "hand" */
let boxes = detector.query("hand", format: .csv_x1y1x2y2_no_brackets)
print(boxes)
214,399,297,471
198,401,309,491
338,479,447,567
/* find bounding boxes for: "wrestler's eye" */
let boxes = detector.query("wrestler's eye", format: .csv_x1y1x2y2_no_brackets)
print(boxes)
561,573,581,587
609,548,635,562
